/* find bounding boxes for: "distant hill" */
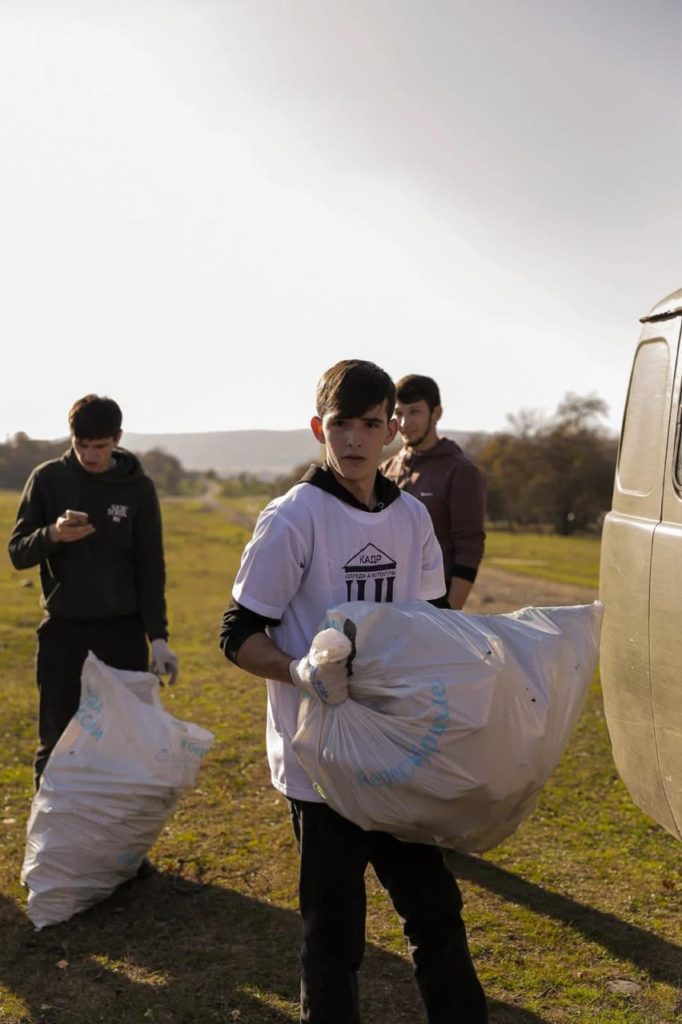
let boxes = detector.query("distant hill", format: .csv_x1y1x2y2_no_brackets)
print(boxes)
120,430,319,478
120,428,485,478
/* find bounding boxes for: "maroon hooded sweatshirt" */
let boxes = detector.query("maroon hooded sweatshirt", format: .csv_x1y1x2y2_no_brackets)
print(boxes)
382,437,486,585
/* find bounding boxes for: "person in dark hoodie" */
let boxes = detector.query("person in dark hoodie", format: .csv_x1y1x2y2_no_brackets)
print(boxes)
219,360,488,1024
381,374,486,610
8,394,178,788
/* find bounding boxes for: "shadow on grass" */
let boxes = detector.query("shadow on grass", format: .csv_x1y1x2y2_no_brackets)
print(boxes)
0,872,549,1024
447,851,682,987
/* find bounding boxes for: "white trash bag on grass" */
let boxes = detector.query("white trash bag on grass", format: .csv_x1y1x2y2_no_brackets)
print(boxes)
292,600,603,853
21,652,214,930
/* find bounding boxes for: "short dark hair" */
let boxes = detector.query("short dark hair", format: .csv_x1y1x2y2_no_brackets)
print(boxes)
316,360,396,419
68,395,123,440
395,374,441,411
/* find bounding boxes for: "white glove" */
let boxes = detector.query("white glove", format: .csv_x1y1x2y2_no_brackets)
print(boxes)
289,627,353,706
150,638,179,686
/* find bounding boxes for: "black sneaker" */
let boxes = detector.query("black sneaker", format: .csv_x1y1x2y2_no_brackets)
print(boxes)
136,856,156,878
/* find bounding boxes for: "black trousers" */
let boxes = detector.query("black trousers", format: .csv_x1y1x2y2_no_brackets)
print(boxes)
289,799,488,1024
34,613,148,787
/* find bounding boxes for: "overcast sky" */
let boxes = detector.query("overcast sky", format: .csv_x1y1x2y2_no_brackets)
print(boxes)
1,0,680,440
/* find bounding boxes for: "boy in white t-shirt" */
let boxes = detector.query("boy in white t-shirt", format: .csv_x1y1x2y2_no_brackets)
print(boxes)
219,360,488,1023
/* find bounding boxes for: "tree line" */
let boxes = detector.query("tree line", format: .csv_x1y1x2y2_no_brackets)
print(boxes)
469,392,617,534
0,434,204,497
2,391,618,533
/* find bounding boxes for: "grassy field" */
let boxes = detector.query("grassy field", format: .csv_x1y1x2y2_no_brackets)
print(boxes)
0,491,680,1024
483,530,601,590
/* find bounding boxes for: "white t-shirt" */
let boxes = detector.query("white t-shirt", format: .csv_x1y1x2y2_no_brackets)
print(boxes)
233,481,445,801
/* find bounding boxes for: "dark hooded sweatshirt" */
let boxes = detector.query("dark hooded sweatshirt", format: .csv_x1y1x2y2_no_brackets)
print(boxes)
8,448,168,639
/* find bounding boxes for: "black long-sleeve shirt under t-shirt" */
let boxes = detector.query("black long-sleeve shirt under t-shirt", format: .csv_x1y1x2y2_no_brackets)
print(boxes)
8,448,168,639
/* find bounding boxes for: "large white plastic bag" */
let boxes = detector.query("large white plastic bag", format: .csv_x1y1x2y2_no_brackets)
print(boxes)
21,652,214,930
292,600,603,853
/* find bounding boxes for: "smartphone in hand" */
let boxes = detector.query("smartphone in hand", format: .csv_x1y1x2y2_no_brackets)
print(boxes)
65,509,89,525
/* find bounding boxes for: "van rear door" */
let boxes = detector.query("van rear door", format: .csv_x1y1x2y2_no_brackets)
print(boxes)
649,314,682,838
599,311,681,839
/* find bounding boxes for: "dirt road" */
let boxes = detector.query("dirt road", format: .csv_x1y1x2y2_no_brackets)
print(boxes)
465,565,598,615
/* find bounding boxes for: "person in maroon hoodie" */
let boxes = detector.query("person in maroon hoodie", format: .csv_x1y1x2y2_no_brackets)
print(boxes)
382,374,486,610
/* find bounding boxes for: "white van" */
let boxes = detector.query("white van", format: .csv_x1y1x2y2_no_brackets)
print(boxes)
599,286,682,842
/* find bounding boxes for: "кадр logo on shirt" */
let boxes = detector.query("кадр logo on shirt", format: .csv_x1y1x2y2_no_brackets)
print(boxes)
343,543,396,602
107,503,129,523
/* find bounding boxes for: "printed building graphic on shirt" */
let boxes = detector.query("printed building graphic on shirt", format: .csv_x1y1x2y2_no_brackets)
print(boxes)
343,543,397,602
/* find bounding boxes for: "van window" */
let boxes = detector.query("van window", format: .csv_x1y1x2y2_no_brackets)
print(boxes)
675,401,682,490
618,339,670,495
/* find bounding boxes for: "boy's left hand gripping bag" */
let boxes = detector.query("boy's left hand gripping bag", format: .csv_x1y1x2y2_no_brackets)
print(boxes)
20,652,215,930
